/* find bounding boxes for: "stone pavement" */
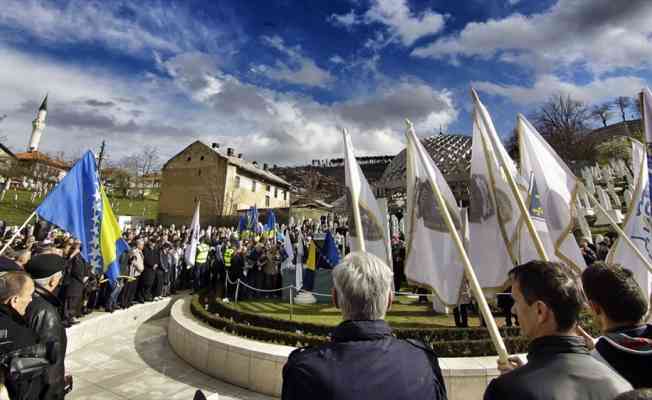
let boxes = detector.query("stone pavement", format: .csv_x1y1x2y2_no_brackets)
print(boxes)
66,317,276,400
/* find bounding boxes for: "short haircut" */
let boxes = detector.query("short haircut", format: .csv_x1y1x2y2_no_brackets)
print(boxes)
582,262,648,323
614,389,652,400
332,252,394,321
509,261,584,331
0,271,32,303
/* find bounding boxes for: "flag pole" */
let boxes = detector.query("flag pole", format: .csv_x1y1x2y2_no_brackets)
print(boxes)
472,89,549,261
343,129,366,252
585,188,652,274
0,211,37,255
406,120,509,363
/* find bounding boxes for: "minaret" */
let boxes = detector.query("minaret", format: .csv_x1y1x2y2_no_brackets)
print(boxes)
28,94,48,152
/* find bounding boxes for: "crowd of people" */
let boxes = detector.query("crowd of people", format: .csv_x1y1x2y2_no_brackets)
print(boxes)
0,217,650,400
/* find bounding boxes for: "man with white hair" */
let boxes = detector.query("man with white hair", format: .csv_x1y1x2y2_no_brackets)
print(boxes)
281,252,447,400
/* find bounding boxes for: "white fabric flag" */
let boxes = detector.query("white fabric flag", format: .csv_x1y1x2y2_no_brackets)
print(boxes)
469,92,520,291
184,201,201,267
607,139,652,297
295,230,305,289
518,115,586,271
404,126,464,310
343,131,391,265
282,229,295,271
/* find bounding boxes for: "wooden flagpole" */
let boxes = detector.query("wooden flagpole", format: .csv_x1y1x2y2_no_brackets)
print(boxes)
0,211,37,255
472,89,549,262
406,119,509,363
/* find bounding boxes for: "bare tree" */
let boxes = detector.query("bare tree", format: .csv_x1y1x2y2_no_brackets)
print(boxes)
139,145,160,177
590,103,612,127
530,93,592,163
614,96,631,122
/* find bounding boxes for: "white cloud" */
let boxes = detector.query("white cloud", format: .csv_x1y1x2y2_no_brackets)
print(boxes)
330,0,445,47
253,36,333,88
412,0,652,74
329,55,345,64
0,45,457,165
329,10,360,29
0,0,231,57
473,74,647,105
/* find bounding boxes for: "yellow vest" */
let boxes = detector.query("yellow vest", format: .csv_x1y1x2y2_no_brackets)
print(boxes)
195,243,210,264
223,248,234,268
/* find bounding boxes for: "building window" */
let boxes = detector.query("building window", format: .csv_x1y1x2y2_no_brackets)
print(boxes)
283,190,287,201
200,155,205,161
198,169,201,176
266,184,271,192
265,195,270,208
274,187,278,198
235,175,240,188
252,180,257,192
187,156,191,161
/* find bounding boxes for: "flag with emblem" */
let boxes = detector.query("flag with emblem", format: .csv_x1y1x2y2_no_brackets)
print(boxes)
343,130,390,266
404,124,464,310
607,139,652,298
36,151,129,282
518,115,586,271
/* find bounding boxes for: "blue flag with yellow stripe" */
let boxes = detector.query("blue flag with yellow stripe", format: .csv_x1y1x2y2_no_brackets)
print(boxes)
36,151,129,282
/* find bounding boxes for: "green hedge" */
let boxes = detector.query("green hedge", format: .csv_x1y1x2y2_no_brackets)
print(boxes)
191,294,530,357
208,297,523,341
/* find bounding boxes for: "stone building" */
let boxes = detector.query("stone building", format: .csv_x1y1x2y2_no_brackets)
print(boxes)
159,141,291,226
13,150,70,183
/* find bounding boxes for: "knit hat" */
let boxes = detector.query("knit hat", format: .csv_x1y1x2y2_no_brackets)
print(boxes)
25,253,65,279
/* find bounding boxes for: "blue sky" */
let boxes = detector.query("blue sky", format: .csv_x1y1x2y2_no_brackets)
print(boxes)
0,0,651,166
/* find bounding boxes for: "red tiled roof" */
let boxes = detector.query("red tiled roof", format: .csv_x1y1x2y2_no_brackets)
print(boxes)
15,151,71,170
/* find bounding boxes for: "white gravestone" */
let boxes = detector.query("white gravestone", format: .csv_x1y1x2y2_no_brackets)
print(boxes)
595,187,624,225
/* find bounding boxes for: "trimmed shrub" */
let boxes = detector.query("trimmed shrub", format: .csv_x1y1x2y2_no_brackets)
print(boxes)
191,294,530,357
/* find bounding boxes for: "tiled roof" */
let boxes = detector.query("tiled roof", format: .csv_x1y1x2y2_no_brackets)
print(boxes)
15,151,70,170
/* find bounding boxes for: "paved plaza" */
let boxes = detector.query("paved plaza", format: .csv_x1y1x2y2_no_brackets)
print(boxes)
65,317,275,400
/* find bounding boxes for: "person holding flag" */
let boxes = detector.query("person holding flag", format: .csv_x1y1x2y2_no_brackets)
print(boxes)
13,150,128,399
32,151,129,284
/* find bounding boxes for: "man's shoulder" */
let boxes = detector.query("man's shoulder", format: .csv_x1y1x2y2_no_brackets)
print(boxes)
286,344,328,365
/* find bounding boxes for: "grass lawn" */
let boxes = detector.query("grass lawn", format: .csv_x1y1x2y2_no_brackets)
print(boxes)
0,189,158,225
228,297,497,329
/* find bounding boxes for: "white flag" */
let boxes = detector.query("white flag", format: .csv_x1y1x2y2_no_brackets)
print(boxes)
343,130,390,265
607,139,652,296
469,92,520,291
184,201,201,267
518,115,586,271
404,126,464,309
295,230,305,289
282,229,295,271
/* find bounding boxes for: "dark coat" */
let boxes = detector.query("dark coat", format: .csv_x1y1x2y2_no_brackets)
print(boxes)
484,335,632,400
0,304,48,400
593,324,652,389
282,320,447,400
24,284,67,400
142,247,159,285
63,254,85,299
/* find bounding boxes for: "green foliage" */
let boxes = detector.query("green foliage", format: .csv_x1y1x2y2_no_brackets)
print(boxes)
193,294,530,357
0,189,158,225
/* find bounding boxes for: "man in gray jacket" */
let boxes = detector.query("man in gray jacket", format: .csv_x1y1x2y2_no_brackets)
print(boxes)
484,260,632,400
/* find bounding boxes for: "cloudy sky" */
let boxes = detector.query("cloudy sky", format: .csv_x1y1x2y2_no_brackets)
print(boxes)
1,0,651,166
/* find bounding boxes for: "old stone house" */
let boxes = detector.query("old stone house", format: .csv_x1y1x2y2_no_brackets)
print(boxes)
159,141,291,226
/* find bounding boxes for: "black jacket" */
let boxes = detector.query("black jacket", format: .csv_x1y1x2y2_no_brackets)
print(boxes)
282,320,447,400
63,254,85,298
593,324,652,389
24,284,67,400
0,304,48,400
484,335,632,400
